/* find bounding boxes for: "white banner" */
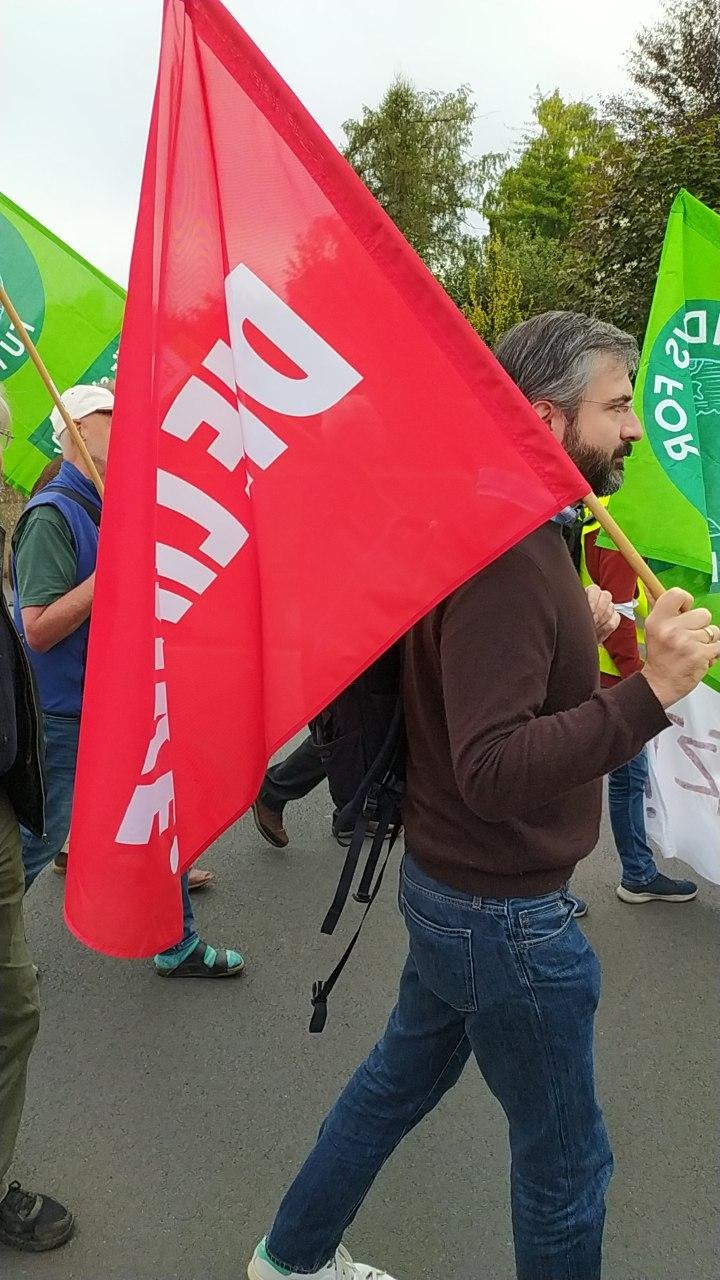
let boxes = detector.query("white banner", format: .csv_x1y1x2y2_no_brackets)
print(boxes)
646,682,720,885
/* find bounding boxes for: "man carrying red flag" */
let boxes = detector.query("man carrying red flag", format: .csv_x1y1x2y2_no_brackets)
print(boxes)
247,313,719,1280
66,0,597,960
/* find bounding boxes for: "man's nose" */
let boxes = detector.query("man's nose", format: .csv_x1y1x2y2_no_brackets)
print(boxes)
622,408,643,441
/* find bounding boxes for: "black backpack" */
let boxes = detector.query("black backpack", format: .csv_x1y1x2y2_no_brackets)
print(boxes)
560,507,585,572
307,642,406,1032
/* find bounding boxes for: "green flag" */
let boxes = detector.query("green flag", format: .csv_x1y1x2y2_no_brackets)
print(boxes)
606,188,720,691
0,192,125,494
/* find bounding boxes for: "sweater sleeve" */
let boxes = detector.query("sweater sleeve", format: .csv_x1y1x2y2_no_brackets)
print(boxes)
439,549,669,822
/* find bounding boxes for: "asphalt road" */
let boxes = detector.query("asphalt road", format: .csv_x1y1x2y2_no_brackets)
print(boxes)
4,784,719,1280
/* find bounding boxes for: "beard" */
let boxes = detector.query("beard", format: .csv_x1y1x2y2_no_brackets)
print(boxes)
564,425,633,497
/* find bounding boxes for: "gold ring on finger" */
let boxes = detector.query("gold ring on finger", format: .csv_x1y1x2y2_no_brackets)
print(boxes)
704,625,719,644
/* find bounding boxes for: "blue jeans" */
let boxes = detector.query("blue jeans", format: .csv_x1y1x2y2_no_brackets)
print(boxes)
21,713,79,891
267,855,612,1280
161,873,198,958
21,712,197,957
608,747,658,888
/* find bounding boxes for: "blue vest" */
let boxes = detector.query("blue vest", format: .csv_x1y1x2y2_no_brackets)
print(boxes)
12,462,101,716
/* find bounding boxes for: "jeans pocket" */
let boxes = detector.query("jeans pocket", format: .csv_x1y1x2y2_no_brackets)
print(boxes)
517,898,601,1005
401,894,477,1012
517,895,576,947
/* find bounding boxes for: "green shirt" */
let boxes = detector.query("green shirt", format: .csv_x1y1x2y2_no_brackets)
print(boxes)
14,506,77,608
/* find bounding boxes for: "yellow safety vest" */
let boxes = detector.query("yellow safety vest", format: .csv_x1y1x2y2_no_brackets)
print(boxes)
579,510,648,678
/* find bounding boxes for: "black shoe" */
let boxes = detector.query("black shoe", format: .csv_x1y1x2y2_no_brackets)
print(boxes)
0,1181,74,1252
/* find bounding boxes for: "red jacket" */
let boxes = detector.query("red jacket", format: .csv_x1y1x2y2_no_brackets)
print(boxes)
584,527,643,687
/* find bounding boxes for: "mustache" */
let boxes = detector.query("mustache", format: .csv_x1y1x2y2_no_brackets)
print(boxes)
614,442,633,461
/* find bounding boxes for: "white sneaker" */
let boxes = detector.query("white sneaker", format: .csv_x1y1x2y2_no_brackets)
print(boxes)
249,1239,397,1280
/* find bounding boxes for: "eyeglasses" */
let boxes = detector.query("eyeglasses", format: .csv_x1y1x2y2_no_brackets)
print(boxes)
0,428,11,447
581,400,635,416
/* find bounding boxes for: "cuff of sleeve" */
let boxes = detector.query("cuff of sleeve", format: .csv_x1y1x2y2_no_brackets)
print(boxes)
602,670,671,741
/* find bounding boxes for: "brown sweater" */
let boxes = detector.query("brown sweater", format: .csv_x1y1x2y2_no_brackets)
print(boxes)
402,521,669,897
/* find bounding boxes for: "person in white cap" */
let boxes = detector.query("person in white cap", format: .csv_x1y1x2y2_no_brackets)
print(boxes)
12,385,245,979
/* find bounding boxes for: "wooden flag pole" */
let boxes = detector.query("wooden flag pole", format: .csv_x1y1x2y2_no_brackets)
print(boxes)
584,491,665,601
0,282,105,497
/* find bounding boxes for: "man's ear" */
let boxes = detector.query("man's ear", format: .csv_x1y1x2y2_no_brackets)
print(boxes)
531,399,566,444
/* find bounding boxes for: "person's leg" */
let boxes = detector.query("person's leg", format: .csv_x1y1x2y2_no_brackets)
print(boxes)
156,872,198,962
395,858,610,1280
464,890,612,1280
0,786,40,1198
21,715,79,892
261,736,327,812
264,903,471,1271
153,872,244,978
0,785,73,1252
608,748,658,887
610,748,697,902
253,735,328,847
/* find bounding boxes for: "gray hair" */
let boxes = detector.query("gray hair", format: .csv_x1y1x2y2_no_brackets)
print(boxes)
494,311,639,423
0,382,10,438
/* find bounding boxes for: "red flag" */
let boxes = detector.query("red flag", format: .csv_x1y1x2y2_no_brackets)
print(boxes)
65,0,586,957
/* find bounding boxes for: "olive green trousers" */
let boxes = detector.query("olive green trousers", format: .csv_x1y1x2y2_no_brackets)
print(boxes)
0,786,40,1199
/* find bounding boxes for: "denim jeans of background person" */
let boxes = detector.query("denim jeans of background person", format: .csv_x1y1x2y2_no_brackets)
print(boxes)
582,514,697,904
0,383,74,1252
247,312,720,1280
12,384,244,979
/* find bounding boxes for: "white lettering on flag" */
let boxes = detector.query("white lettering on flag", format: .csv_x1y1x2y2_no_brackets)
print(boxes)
202,338,288,469
116,771,175,845
162,376,246,471
225,263,362,416
116,263,364,872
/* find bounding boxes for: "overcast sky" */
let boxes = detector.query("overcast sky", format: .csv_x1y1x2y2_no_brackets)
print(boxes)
2,0,662,286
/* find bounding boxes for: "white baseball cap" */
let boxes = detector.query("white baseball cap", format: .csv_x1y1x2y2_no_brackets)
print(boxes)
50,384,114,448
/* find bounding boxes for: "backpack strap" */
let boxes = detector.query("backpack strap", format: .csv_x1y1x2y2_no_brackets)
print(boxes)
332,695,404,834
44,485,102,528
310,822,403,1034
320,698,404,937
560,506,584,572
353,788,401,904
321,818,370,936
12,485,101,562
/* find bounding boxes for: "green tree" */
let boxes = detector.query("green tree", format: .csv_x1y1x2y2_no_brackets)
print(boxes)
462,237,522,346
462,233,579,345
569,0,720,341
609,0,720,130
342,78,486,284
483,92,616,241
456,91,608,339
569,118,720,341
